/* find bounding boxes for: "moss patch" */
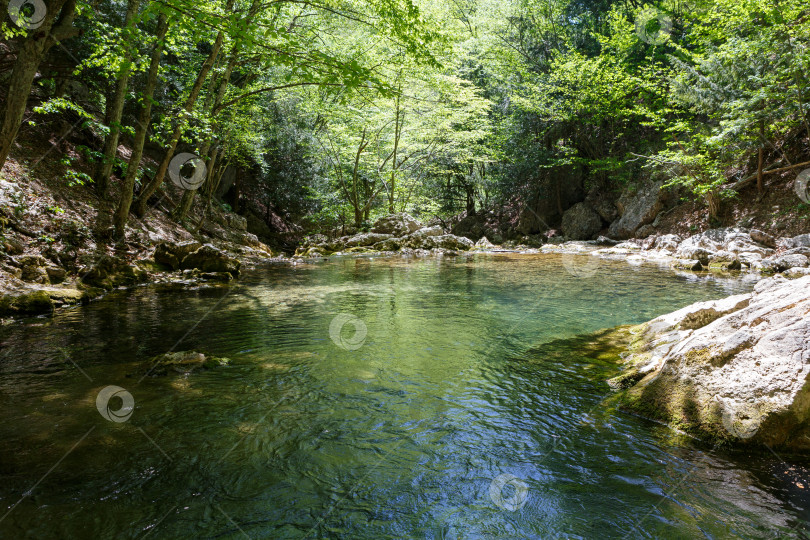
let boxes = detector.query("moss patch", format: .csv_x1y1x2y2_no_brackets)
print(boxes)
0,290,55,316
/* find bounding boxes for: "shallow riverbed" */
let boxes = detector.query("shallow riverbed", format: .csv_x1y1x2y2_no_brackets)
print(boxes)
0,253,807,538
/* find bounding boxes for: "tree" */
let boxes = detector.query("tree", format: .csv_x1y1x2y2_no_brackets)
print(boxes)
0,0,80,168
92,0,142,198
112,12,169,238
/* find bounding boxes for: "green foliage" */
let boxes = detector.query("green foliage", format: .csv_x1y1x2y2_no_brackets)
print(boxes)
65,170,94,187
9,0,808,234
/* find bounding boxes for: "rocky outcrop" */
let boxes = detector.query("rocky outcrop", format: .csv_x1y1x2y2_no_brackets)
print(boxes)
475,237,495,249
561,202,603,240
245,211,274,239
670,228,774,270
408,233,474,251
80,255,149,289
153,242,240,277
344,233,394,248
608,180,669,239
226,214,248,231
154,241,202,270
451,211,509,243
296,214,475,257
178,244,241,277
452,214,486,240
371,213,422,236
612,275,810,451
780,233,810,250
587,228,810,276
585,185,620,224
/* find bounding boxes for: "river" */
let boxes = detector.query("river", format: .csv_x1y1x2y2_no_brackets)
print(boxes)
0,253,807,538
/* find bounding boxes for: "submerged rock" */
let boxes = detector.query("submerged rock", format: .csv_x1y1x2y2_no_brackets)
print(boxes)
612,275,810,451
671,259,703,272
0,289,54,316
140,351,230,376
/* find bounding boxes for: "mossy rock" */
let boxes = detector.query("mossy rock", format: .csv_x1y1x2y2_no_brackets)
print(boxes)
0,290,55,316
139,351,230,377
708,260,742,272
345,246,372,254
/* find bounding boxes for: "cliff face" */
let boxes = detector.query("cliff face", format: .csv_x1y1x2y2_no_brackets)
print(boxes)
612,275,810,452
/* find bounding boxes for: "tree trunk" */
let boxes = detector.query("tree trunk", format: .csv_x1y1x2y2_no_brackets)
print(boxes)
132,0,233,217
466,164,476,216
113,13,169,238
94,0,142,198
555,177,563,217
0,0,78,169
174,40,241,221
757,121,765,195
350,129,368,227
388,91,402,214
174,0,261,221
193,146,225,232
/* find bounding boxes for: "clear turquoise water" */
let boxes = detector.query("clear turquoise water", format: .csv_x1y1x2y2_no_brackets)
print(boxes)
0,253,807,539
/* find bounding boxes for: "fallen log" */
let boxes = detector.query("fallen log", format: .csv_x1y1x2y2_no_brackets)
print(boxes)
731,159,810,191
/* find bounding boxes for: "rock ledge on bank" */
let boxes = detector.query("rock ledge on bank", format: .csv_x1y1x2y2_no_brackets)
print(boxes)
612,275,810,451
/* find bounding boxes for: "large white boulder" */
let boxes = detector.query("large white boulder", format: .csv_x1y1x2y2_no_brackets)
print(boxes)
614,275,810,450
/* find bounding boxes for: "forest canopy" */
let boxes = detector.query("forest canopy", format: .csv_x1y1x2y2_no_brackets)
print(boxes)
1,0,808,234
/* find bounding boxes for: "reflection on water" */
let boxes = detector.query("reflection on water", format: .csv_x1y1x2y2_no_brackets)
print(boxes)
0,254,807,539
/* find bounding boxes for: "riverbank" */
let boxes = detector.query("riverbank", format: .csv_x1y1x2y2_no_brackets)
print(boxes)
296,213,810,279
0,165,284,318
5,213,809,320
2,157,807,322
